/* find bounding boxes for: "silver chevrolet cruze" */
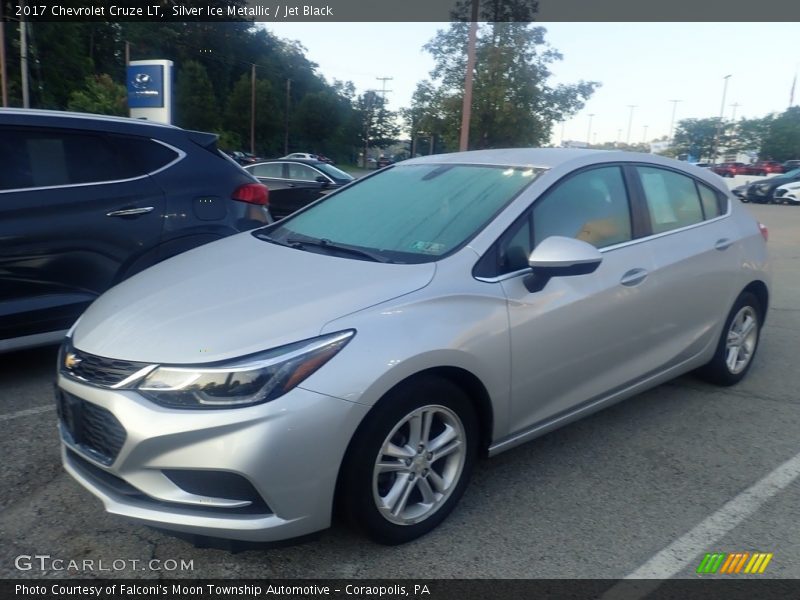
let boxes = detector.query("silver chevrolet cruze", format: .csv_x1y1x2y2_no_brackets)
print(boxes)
57,149,770,545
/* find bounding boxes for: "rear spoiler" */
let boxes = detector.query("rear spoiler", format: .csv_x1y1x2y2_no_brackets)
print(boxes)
187,130,218,150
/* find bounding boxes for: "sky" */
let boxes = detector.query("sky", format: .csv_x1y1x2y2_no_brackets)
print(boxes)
265,22,800,146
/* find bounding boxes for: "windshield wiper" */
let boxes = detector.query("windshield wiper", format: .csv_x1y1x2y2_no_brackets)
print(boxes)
286,237,392,263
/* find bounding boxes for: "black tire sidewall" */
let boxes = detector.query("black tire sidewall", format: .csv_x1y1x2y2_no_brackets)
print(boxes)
340,377,478,545
700,292,762,386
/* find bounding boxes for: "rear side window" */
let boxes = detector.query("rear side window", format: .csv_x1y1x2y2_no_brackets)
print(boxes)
0,127,141,191
252,163,284,178
636,166,704,234
697,182,723,219
111,136,179,174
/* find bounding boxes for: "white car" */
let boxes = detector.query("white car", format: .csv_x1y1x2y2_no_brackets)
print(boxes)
774,181,800,204
281,152,319,160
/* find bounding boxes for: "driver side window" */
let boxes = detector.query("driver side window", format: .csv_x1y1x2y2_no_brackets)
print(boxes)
496,166,633,274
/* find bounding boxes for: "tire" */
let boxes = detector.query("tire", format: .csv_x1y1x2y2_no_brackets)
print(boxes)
696,292,762,386
339,376,478,545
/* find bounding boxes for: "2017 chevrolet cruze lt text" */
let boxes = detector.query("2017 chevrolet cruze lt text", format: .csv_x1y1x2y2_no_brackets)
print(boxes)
57,149,770,545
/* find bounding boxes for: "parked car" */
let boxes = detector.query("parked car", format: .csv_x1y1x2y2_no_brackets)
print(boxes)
57,149,769,546
0,108,270,352
377,156,394,168
690,162,712,168
743,161,784,176
282,152,319,161
782,160,800,171
244,159,354,219
773,181,800,204
710,162,749,177
745,168,800,203
732,183,749,200
229,151,261,165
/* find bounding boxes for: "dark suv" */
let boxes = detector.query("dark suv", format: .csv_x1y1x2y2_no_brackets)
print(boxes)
0,109,271,352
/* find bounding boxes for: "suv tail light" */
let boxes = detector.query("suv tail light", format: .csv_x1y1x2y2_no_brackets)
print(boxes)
758,222,768,242
233,183,269,206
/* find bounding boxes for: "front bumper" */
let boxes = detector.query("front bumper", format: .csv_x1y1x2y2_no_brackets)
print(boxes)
57,374,370,542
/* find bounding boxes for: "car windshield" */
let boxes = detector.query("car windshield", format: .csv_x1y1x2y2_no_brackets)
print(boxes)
315,163,353,181
784,168,800,177
261,163,543,263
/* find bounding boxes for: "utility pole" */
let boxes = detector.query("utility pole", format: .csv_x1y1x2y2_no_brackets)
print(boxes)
250,63,256,155
642,124,649,143
284,78,291,155
125,41,130,66
20,1,30,108
586,113,595,146
0,1,8,107
459,0,479,151
375,76,393,100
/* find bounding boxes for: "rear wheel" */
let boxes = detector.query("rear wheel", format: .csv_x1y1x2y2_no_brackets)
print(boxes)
339,377,477,544
696,292,762,386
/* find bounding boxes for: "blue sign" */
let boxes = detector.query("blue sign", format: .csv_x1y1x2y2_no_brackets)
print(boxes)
127,65,164,109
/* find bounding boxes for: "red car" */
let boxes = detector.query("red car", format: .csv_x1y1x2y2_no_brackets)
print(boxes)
711,162,748,177
747,161,785,176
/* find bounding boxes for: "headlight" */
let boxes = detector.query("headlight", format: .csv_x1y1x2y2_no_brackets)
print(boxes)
755,183,772,194
136,330,354,409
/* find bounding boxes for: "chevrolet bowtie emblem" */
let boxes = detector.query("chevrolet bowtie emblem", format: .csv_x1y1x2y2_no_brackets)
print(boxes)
64,352,82,370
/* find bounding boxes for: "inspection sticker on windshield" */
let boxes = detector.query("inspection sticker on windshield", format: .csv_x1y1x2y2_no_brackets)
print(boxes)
411,241,446,254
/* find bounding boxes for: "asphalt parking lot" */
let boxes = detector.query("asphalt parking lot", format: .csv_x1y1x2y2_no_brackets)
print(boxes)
1,202,798,580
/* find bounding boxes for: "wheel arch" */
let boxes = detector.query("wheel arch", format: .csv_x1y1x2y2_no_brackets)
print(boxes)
332,366,494,518
742,280,769,323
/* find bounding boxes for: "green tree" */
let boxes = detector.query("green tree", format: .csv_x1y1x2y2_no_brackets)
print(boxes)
420,22,599,150
672,118,722,161
224,74,282,155
760,108,800,161
354,91,400,165
175,60,219,132
67,74,127,116
727,115,773,156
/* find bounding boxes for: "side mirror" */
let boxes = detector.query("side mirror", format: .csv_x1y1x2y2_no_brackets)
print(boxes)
315,175,330,188
524,236,603,293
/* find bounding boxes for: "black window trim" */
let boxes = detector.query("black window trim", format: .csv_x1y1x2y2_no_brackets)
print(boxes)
0,128,185,194
473,161,733,283
473,162,640,281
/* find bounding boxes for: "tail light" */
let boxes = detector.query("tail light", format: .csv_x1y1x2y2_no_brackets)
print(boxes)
758,222,768,242
233,183,269,206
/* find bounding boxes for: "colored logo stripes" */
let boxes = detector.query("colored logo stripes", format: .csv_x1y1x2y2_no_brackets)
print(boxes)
696,552,773,574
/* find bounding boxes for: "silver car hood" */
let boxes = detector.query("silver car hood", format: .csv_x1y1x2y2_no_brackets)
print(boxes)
72,232,436,363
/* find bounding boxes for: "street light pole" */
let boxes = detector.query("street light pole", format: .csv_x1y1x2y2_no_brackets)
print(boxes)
712,74,732,163
642,125,648,144
668,99,681,144
626,105,637,145
586,113,595,146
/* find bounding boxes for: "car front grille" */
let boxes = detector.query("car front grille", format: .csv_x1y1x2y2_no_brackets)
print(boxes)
60,342,150,388
57,391,127,465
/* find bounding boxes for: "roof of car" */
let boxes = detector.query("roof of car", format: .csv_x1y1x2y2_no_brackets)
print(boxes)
0,107,180,130
403,148,653,169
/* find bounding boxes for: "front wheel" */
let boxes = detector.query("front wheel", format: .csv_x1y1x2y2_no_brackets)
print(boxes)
696,292,762,386
339,377,477,544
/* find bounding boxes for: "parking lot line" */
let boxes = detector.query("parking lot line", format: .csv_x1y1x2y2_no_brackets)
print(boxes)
600,448,800,597
0,405,55,422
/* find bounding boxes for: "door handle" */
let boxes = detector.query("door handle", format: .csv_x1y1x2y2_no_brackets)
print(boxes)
620,268,649,287
714,238,733,251
106,207,155,217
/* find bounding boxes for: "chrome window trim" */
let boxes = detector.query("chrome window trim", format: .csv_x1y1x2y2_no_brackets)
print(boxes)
0,137,185,194
247,161,335,185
